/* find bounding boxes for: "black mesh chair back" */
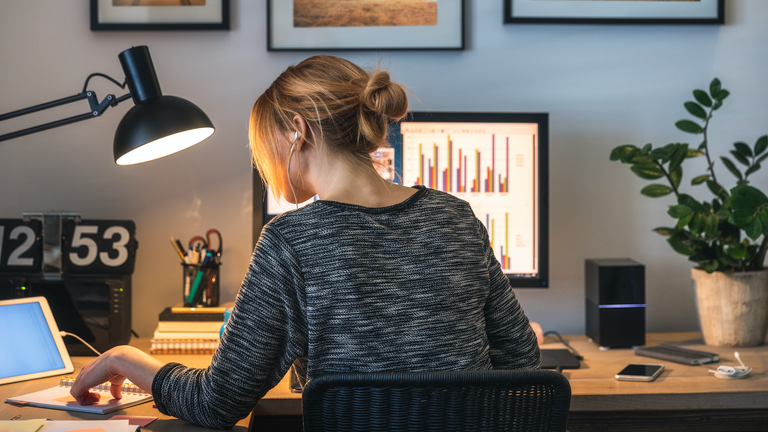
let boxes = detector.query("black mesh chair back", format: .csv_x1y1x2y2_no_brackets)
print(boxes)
302,370,571,432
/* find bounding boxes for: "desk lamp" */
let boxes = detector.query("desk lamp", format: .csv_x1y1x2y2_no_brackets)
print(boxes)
0,46,214,165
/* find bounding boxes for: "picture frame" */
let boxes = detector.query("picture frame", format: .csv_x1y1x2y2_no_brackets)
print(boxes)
504,0,725,25
268,0,464,51
91,0,230,31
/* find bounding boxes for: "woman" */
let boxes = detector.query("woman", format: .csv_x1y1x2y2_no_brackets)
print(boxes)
71,55,540,429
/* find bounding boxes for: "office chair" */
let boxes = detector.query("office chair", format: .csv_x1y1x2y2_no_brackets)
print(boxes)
302,370,571,432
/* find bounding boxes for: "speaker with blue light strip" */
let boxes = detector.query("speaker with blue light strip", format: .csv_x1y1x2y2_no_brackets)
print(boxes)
585,258,645,349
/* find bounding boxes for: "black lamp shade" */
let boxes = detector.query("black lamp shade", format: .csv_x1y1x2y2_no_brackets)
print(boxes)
114,95,214,165
114,46,214,165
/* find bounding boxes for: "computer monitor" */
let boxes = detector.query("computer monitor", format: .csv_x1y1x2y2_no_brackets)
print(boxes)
253,111,548,288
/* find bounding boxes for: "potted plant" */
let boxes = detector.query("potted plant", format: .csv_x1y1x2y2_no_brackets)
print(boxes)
610,78,768,347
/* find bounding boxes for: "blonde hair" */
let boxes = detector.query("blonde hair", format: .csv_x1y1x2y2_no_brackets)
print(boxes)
249,55,408,201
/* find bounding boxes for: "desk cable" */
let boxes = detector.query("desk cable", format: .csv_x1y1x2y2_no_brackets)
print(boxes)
543,330,584,361
60,331,102,356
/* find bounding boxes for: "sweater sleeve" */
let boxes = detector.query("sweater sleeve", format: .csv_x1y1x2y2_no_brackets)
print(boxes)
151,224,307,429
478,219,541,370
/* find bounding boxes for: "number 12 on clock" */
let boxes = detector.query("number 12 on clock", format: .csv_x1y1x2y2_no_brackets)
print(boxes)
0,219,43,274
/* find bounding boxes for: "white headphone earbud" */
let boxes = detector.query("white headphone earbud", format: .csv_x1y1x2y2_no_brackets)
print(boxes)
287,130,300,210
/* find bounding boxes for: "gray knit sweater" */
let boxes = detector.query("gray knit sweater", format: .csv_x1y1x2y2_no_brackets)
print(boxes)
152,186,540,429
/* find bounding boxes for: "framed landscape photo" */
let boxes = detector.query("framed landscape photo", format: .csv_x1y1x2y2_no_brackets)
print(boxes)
268,0,464,51
504,0,725,25
91,0,230,31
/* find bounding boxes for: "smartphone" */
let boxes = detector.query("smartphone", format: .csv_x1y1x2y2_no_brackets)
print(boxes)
615,363,664,382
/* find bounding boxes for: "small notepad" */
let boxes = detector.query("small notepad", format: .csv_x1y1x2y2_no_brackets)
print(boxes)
5,379,152,415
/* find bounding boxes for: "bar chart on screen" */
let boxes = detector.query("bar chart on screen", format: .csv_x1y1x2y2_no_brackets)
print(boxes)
401,121,539,276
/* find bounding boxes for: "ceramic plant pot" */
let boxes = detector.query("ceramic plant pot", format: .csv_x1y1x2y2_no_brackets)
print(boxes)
691,268,768,347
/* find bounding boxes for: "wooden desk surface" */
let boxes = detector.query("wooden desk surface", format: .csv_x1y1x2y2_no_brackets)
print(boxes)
1,333,766,431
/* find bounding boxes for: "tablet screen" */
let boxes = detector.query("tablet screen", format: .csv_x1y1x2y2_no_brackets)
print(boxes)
0,297,74,384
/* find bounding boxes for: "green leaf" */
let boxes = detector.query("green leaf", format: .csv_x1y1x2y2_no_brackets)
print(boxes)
713,100,723,110
650,148,671,161
630,155,654,165
710,78,722,98
702,260,719,273
705,213,718,238
693,89,712,108
641,184,673,197
755,135,768,156
668,204,693,219
684,101,707,119
689,213,705,235
686,149,704,158
677,212,695,229
720,156,743,180
745,163,761,177
670,165,683,189
729,209,754,227
691,174,709,185
678,194,703,212
728,243,748,259
746,218,763,240
707,180,729,199
759,208,768,228
668,234,695,256
653,227,678,237
631,163,665,180
668,144,689,175
730,150,751,166
734,141,753,158
690,250,715,263
730,185,768,211
757,153,768,165
676,120,703,134
610,145,636,162
718,89,730,101
641,143,653,155
698,140,707,151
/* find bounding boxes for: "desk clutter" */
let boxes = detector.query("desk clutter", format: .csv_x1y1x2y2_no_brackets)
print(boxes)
0,419,141,432
170,229,222,307
5,379,152,415
149,304,232,354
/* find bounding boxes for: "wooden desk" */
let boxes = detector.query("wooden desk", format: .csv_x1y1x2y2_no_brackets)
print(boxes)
1,333,766,432
559,332,768,431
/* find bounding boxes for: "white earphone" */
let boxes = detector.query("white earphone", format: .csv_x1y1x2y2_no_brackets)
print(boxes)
709,351,752,379
287,130,301,209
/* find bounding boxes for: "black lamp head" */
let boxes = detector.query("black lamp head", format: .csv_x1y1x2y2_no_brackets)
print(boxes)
114,46,214,165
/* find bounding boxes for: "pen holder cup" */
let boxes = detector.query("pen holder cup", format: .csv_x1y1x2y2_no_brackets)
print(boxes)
182,263,220,307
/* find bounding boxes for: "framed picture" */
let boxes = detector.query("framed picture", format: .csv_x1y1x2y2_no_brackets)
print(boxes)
268,0,464,51
504,0,724,25
91,0,230,31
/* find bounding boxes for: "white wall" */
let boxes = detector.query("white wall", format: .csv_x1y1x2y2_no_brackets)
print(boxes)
1,0,766,338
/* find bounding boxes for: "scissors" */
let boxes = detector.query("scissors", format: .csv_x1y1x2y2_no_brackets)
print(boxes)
205,229,222,263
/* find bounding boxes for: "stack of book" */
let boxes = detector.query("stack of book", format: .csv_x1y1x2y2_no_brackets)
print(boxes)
150,303,232,354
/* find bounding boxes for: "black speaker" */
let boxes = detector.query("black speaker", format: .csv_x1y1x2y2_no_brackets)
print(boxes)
585,258,645,349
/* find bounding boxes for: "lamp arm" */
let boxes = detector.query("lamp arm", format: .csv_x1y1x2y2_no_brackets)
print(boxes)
0,74,132,143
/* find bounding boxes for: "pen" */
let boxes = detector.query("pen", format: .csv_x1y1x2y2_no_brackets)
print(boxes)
169,237,185,262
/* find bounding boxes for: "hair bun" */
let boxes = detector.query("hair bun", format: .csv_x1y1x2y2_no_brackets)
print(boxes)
361,70,408,120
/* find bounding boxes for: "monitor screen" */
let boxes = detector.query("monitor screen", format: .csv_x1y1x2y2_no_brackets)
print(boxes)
254,112,548,288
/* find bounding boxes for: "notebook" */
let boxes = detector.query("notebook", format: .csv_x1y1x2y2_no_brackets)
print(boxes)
5,378,153,415
0,297,74,385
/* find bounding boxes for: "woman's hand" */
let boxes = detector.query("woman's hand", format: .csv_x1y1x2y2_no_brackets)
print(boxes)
70,345,164,405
